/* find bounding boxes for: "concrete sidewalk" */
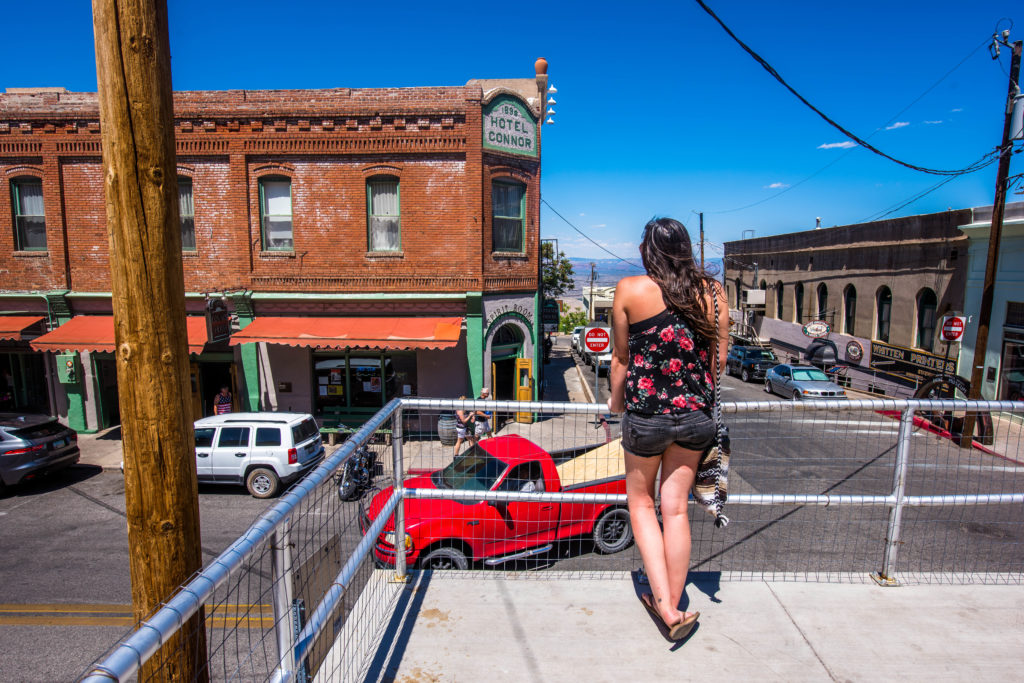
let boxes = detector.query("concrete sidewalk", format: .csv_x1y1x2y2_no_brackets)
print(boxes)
340,571,1024,682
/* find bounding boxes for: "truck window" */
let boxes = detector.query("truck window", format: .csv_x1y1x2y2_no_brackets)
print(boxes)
498,461,543,493
438,446,507,491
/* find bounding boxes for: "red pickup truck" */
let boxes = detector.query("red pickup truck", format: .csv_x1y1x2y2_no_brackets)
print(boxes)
362,434,631,569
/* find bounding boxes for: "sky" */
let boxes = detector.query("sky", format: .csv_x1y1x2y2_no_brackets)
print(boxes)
2,1,1021,262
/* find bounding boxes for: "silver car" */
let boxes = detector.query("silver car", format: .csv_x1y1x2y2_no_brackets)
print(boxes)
764,364,847,400
0,413,80,493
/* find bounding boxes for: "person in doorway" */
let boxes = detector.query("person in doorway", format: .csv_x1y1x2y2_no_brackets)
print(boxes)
606,217,728,641
212,385,233,415
0,369,14,410
453,396,476,456
474,387,493,438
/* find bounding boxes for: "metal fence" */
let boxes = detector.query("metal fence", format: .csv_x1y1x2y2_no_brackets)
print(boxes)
82,397,1024,682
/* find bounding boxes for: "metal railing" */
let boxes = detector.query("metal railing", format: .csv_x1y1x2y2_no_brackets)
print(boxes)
82,397,1024,682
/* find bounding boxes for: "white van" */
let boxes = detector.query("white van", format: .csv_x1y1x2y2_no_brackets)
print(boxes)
193,412,324,498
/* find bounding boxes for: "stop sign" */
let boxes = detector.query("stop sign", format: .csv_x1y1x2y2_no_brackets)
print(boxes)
941,315,965,342
584,327,611,353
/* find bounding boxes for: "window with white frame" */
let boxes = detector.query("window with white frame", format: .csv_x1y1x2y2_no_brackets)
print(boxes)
178,177,195,251
367,177,400,251
259,177,293,251
10,178,46,251
492,181,525,252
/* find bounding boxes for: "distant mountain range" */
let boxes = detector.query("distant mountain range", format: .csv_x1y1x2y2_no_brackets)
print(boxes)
562,257,723,299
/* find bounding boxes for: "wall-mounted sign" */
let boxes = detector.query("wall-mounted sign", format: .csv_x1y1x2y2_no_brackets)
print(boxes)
205,298,230,344
485,303,534,330
870,340,956,380
802,320,830,338
483,95,538,157
845,340,864,363
542,300,559,333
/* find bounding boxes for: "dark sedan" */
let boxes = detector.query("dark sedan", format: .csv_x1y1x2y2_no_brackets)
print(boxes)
0,414,79,493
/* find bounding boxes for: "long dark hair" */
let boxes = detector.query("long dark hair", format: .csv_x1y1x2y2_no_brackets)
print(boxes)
639,217,719,342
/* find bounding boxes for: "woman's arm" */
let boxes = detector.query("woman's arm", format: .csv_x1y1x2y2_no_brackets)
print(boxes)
607,279,631,413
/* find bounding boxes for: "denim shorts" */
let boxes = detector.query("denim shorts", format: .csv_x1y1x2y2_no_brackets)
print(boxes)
621,410,716,458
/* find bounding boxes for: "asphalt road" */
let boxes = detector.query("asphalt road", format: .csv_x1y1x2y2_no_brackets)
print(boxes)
2,342,1021,679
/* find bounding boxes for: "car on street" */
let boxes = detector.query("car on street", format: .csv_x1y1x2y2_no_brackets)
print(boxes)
592,349,612,376
0,413,79,493
570,326,585,354
362,434,631,569
726,345,779,382
764,364,847,400
193,412,324,498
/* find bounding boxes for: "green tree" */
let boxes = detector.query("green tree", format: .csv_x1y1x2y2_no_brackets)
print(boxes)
560,310,588,333
541,241,575,299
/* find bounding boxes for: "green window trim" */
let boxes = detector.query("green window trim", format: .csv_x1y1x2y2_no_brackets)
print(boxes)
366,177,401,252
10,177,47,252
491,180,526,254
258,176,294,252
178,176,196,252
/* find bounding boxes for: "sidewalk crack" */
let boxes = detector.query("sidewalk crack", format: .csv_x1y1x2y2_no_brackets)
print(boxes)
766,583,840,682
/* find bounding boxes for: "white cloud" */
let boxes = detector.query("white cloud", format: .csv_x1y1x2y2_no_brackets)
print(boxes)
578,212,586,217
885,121,910,130
951,108,963,112
923,120,943,125
765,182,790,189
590,224,607,229
818,141,857,149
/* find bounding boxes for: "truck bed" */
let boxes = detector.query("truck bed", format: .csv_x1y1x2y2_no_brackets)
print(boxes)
554,438,625,488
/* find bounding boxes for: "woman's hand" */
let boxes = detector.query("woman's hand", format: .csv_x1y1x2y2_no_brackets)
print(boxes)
606,397,624,414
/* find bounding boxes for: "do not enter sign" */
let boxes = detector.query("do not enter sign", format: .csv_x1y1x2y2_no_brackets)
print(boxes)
941,315,966,342
584,327,611,353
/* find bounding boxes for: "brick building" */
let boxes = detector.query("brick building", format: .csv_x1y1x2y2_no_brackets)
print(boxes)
1,62,550,432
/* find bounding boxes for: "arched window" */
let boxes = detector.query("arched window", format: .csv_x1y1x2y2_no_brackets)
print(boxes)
759,279,767,290
794,282,804,324
843,285,857,335
876,286,892,343
816,283,828,321
917,288,937,352
775,281,784,318
735,278,742,308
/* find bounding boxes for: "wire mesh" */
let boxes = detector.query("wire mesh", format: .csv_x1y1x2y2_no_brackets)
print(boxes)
83,397,1024,682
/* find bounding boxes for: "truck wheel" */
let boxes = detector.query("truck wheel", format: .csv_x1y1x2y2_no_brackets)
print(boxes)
741,368,751,383
246,467,280,499
593,507,633,554
420,547,469,570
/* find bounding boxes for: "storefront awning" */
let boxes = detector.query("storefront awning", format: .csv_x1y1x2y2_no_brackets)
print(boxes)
29,316,210,355
228,316,463,351
0,316,46,341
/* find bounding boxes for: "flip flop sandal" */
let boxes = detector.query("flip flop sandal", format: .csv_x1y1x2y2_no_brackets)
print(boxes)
640,593,699,641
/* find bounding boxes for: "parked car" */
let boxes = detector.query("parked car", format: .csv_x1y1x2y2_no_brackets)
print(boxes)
570,326,585,354
592,349,612,376
726,346,779,382
764,364,847,400
0,413,79,493
193,412,325,498
362,434,630,569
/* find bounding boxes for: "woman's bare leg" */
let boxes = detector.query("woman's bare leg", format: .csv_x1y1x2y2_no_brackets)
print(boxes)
658,442,702,616
624,450,682,626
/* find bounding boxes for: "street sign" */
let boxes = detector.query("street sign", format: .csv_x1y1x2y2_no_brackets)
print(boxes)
941,315,966,342
583,327,610,354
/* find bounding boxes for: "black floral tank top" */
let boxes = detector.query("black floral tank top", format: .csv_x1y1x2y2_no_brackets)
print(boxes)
625,309,714,415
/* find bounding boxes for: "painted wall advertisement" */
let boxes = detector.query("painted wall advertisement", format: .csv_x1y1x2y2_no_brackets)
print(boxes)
870,341,956,379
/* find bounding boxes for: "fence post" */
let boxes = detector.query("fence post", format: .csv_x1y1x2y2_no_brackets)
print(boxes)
874,406,915,586
270,521,296,681
392,405,408,581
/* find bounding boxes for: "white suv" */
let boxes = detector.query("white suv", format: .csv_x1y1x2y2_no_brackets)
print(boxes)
570,326,585,354
193,412,324,498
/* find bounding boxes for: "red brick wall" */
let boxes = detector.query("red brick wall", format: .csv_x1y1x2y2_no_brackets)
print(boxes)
0,85,540,296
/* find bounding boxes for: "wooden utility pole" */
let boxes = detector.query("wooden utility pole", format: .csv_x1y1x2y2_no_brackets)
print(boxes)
92,1,208,679
962,38,1022,446
699,212,705,270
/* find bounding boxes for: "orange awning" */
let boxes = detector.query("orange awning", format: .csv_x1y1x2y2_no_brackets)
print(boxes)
29,316,210,355
229,316,463,351
0,316,45,341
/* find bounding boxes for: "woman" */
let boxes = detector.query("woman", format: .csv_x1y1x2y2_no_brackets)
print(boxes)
607,217,728,640
212,385,233,415
453,396,476,456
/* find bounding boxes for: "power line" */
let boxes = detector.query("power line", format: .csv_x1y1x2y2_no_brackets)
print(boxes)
694,0,1000,176
540,198,643,267
707,35,993,215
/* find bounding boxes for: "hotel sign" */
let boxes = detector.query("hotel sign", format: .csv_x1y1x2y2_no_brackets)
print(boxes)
483,95,538,157
870,341,955,379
